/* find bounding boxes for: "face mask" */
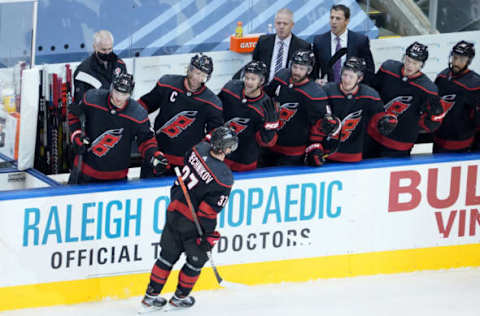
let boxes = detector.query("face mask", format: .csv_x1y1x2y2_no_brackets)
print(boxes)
97,51,116,62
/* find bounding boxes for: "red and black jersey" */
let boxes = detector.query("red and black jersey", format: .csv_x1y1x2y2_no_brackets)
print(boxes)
264,68,328,158
371,59,442,151
434,68,480,150
218,80,277,171
323,82,385,162
138,74,224,166
68,89,158,181
168,141,233,235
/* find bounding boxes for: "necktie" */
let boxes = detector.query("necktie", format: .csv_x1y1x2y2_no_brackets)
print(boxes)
333,36,342,83
274,40,284,76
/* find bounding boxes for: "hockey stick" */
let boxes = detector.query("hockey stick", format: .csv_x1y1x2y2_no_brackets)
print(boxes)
68,112,86,184
173,167,246,288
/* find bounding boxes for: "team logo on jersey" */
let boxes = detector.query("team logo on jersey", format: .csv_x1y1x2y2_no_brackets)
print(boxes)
338,110,363,142
114,67,122,76
158,110,198,138
278,102,299,129
89,128,124,157
226,117,250,135
384,96,413,117
440,94,456,114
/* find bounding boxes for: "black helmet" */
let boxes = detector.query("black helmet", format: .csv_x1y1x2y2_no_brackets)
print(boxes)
112,73,135,94
211,125,238,154
451,40,475,58
190,53,213,79
244,60,268,79
342,56,367,75
405,42,429,62
290,49,315,68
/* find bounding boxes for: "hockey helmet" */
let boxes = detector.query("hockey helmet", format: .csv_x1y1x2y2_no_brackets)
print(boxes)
211,125,238,154
112,73,135,94
290,49,315,68
342,56,367,75
190,53,213,80
451,40,475,59
243,60,268,79
405,42,429,62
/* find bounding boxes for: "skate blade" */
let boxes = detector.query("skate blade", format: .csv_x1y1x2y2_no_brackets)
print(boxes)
137,303,186,314
137,304,165,315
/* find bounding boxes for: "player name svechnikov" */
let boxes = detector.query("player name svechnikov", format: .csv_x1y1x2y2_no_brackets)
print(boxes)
188,151,214,184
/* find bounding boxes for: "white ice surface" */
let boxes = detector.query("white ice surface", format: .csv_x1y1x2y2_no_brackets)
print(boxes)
2,268,479,316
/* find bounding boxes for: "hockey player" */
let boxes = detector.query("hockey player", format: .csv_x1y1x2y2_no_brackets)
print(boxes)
365,42,447,158
141,126,237,311
138,53,224,177
73,30,126,104
433,41,480,153
263,49,338,166
218,60,279,171
67,74,168,184
322,57,397,162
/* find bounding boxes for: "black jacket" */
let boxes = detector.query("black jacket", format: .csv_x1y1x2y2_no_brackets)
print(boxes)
312,30,375,86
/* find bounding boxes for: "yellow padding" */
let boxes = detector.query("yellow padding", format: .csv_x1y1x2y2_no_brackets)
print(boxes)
2,243,479,311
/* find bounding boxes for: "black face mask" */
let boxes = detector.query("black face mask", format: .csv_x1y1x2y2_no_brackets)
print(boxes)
96,51,116,62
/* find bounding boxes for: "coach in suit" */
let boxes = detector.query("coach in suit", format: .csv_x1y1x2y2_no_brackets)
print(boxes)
250,8,311,82
312,4,374,86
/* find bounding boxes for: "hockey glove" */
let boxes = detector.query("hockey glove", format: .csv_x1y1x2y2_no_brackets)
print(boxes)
150,151,169,175
305,143,325,166
377,114,398,136
262,97,280,130
71,129,89,155
196,231,221,252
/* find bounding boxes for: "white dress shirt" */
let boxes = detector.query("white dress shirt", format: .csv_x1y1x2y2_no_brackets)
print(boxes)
330,30,348,67
269,34,292,82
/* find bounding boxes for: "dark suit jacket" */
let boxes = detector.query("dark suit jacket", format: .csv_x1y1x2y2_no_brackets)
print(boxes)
233,33,311,80
312,30,375,86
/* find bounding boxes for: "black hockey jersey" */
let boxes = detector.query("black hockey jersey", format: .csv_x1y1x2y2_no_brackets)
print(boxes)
264,68,329,157
370,60,443,151
323,82,385,162
68,89,158,180
434,68,480,150
73,53,126,104
138,75,223,166
219,80,277,171
167,141,233,235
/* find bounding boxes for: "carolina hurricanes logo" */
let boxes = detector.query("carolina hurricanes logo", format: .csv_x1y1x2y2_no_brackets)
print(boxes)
278,102,299,130
114,67,122,75
440,94,456,114
339,110,362,142
158,110,198,138
226,117,250,135
89,128,124,157
384,96,413,117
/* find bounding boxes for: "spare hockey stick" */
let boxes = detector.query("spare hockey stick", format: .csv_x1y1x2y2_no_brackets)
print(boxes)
173,167,246,288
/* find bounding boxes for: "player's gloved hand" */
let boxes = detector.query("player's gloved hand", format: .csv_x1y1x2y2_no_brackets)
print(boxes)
196,231,221,252
305,143,325,166
262,97,280,130
377,114,398,135
150,151,168,175
71,130,89,155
